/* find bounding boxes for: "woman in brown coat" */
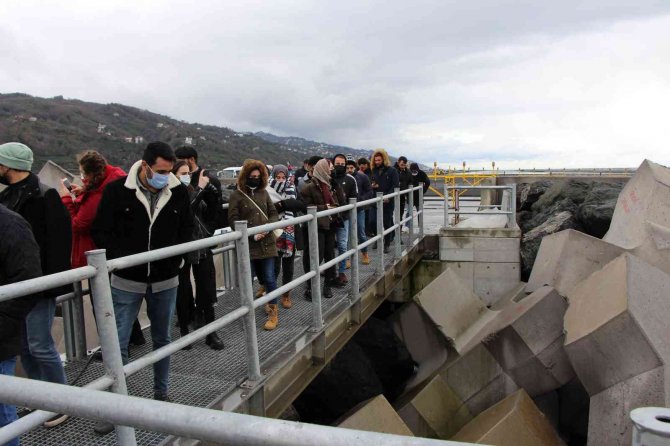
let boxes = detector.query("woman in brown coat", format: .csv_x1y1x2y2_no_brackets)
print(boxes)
228,159,280,330
300,158,345,300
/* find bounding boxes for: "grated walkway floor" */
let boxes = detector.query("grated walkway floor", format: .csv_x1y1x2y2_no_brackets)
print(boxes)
20,232,415,446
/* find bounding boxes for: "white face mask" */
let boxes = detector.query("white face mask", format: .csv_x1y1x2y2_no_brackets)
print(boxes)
179,174,191,186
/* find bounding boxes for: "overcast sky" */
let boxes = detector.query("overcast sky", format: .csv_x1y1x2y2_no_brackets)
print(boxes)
2,1,670,169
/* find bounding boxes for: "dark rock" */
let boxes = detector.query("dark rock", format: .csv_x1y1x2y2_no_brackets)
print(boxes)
353,317,416,401
576,182,625,238
519,181,552,211
293,341,384,425
531,180,591,212
520,211,579,280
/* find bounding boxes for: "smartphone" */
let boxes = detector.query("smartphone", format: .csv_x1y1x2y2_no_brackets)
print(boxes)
63,179,73,191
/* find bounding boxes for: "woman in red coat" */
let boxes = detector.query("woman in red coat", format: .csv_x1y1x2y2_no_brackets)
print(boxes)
59,151,126,267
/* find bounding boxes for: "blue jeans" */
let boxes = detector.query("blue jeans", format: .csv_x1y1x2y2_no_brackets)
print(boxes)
112,286,177,396
252,258,277,304
336,223,349,274
0,358,19,446
21,298,67,385
357,209,368,253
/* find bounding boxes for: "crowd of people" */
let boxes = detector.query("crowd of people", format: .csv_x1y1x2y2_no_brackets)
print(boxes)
0,140,429,440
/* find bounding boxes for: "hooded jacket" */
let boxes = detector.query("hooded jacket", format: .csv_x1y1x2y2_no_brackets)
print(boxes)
62,164,126,268
91,160,194,283
0,205,40,360
370,149,399,196
227,159,279,259
0,172,72,298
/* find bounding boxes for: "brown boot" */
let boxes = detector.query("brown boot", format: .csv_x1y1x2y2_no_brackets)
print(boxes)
264,303,271,314
281,292,292,309
361,252,370,265
255,286,266,299
345,259,351,269
264,304,278,330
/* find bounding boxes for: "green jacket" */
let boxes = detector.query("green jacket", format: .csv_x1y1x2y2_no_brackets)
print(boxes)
228,188,278,259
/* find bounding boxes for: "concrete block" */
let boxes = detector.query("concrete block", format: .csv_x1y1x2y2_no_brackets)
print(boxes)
473,262,520,306
390,302,449,394
440,236,474,261
605,159,670,277
589,366,668,446
397,374,473,439
484,287,575,396
472,237,520,263
527,229,624,296
452,389,564,445
338,395,414,437
565,254,670,396
414,267,489,348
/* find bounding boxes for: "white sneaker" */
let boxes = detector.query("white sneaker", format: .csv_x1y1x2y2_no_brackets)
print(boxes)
401,226,409,234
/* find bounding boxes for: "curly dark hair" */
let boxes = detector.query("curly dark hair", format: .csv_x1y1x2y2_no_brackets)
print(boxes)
77,151,107,192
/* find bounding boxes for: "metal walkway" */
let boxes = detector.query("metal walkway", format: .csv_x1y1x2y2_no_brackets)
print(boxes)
20,234,411,446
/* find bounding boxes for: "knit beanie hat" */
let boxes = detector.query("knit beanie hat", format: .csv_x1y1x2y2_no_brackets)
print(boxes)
272,164,289,178
0,142,34,171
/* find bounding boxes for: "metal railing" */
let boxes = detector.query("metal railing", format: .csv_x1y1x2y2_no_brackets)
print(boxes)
0,184,432,446
443,184,517,228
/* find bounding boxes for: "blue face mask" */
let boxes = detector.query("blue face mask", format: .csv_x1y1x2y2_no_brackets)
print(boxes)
146,165,170,189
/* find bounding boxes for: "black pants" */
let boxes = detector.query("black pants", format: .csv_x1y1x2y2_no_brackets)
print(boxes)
274,252,295,287
400,193,408,225
176,256,217,335
383,201,395,246
302,227,337,282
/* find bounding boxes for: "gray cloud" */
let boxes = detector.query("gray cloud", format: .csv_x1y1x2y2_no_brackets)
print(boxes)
2,0,670,167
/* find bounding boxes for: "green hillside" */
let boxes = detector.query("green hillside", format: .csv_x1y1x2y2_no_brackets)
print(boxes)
0,93,373,173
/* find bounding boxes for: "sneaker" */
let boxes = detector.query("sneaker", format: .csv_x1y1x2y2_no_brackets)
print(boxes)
205,333,225,351
402,226,409,234
44,414,69,428
154,392,171,402
94,420,114,435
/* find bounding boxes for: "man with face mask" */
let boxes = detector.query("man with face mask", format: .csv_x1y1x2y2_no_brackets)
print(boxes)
91,141,193,435
0,142,72,428
332,154,358,285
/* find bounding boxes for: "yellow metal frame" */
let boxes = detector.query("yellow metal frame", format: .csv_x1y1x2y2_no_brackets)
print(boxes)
427,172,497,210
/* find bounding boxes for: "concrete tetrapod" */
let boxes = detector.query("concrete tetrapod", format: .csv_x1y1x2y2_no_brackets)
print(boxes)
564,253,670,446
526,229,624,297
604,159,670,277
483,286,575,397
451,389,565,445
338,395,414,437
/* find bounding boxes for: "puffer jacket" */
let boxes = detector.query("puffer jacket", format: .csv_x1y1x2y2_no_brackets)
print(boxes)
227,159,279,259
61,164,126,268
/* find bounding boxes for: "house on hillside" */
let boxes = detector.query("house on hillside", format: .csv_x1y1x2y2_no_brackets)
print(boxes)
185,136,193,145
124,137,133,143
97,123,106,133
135,136,144,144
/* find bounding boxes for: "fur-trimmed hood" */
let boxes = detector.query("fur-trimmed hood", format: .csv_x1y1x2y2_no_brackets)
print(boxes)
371,148,391,168
237,159,268,191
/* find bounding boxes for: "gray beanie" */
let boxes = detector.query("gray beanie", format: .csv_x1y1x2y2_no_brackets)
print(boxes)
272,164,289,178
0,142,34,171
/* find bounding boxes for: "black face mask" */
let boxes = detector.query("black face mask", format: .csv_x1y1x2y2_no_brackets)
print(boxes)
334,165,346,177
247,177,261,189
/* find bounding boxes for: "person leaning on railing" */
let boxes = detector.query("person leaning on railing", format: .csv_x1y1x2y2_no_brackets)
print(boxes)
227,159,281,331
300,158,346,300
0,204,43,446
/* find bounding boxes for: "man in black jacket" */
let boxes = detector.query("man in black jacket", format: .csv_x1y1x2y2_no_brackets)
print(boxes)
175,146,226,349
0,142,71,428
332,154,358,285
395,156,414,234
409,163,430,228
370,149,399,253
92,142,193,433
0,204,42,443
347,160,373,265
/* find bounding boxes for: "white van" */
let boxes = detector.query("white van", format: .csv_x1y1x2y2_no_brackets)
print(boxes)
218,167,242,179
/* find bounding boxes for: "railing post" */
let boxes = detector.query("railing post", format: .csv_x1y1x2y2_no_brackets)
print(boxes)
443,182,448,227
407,186,414,246
233,221,262,382
418,182,424,239
61,295,76,361
307,207,324,331
509,184,517,228
72,281,88,359
85,249,137,445
393,187,401,258
375,193,384,275
348,198,359,302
